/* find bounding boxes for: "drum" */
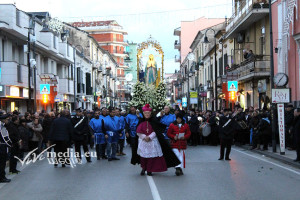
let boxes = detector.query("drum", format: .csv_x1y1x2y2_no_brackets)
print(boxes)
200,122,211,137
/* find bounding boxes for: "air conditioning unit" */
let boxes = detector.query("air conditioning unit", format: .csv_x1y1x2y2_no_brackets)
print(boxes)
237,32,244,44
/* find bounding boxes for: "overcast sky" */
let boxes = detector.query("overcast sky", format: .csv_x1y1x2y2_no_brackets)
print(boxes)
1,0,232,73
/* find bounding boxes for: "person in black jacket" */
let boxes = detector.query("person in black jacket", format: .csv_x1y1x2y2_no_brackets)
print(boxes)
188,109,199,146
6,116,21,174
71,108,91,163
290,108,300,162
49,110,73,167
285,105,295,150
218,109,237,161
257,113,271,151
18,119,30,159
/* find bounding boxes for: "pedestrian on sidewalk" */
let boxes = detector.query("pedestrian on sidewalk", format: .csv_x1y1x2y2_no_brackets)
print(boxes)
291,108,300,162
167,113,191,176
0,113,12,183
6,116,21,174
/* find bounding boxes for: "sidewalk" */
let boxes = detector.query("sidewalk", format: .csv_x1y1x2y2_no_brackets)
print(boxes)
240,144,300,168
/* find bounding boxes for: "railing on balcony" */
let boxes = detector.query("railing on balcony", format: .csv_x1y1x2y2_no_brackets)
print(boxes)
226,0,269,33
228,55,270,80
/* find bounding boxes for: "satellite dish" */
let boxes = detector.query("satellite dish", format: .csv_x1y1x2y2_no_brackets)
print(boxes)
125,73,133,81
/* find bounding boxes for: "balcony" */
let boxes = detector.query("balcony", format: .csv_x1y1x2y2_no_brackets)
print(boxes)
173,27,181,36
225,0,269,38
58,43,73,63
228,55,270,81
0,5,28,41
58,78,74,95
0,61,28,88
174,40,181,50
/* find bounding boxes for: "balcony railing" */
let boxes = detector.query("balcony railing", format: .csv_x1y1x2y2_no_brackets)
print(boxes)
228,55,270,81
226,0,269,34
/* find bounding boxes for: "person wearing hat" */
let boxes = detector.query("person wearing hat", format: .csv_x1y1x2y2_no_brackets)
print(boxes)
71,108,92,163
132,104,180,176
218,108,237,161
0,113,12,182
167,113,191,176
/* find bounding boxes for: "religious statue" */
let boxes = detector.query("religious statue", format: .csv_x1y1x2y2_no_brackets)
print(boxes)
145,54,157,85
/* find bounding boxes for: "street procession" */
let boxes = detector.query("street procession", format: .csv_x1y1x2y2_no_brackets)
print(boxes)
1,0,300,200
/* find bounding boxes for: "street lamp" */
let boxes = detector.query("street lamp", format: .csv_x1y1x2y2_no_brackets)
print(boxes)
73,45,84,110
203,28,218,111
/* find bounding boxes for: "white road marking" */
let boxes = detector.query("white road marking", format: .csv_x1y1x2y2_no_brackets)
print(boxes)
233,148,300,176
146,175,162,200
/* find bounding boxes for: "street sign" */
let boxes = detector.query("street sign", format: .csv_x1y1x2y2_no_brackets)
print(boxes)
190,98,198,104
277,104,285,155
177,100,182,104
190,92,197,98
54,97,61,102
227,81,238,91
272,88,291,103
182,97,187,107
40,84,50,94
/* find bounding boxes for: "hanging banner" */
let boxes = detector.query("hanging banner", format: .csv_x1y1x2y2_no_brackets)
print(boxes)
277,103,285,155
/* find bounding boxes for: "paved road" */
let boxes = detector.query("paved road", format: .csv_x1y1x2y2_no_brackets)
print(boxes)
1,145,300,200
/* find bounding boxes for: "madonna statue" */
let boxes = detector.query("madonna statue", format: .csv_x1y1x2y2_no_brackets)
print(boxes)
145,54,157,85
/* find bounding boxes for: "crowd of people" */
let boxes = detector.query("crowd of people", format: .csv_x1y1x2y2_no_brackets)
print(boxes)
0,103,300,183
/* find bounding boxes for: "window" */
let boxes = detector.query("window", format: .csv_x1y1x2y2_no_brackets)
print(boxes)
53,35,57,49
16,10,20,27
86,73,92,95
1,39,5,61
67,45,69,57
17,64,22,83
218,57,223,76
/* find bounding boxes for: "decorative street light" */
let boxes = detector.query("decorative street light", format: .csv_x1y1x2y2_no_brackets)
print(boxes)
203,28,218,111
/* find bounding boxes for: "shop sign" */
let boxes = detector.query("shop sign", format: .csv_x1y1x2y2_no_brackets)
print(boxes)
190,92,197,98
277,104,285,154
23,88,29,98
10,86,19,97
272,89,290,103
190,98,198,104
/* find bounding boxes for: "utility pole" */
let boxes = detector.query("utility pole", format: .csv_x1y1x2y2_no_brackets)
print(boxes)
269,1,276,153
27,29,31,113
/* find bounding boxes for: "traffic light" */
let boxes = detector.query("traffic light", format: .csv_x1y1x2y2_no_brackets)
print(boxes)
230,91,236,101
42,94,48,103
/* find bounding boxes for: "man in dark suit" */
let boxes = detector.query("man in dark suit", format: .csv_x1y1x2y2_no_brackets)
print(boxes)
218,109,237,161
71,108,91,163
49,110,73,167
291,108,300,162
188,109,199,146
0,113,12,182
